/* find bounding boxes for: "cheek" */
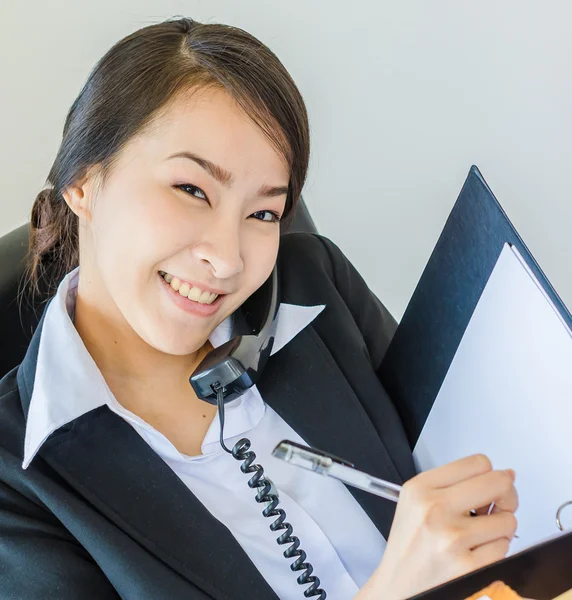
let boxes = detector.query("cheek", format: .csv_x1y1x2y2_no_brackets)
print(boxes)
93,183,195,277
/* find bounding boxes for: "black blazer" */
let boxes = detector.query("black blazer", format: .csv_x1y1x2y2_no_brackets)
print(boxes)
0,233,416,600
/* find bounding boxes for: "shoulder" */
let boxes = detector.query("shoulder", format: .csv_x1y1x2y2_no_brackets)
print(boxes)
0,367,33,498
277,232,397,367
0,367,27,464
277,232,350,304
278,231,345,270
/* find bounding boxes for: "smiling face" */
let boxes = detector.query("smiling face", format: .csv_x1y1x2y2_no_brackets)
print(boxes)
69,86,290,357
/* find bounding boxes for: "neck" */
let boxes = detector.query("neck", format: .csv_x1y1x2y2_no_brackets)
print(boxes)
73,280,213,418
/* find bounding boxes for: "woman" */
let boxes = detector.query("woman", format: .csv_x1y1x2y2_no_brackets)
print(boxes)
0,17,517,600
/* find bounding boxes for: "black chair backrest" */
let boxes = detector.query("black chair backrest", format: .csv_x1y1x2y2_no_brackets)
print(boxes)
0,199,317,378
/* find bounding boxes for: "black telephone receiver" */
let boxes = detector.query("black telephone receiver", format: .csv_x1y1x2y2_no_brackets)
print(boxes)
189,266,327,599
189,266,280,405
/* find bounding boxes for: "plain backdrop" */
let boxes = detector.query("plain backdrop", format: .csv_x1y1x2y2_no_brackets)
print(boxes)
1,0,570,320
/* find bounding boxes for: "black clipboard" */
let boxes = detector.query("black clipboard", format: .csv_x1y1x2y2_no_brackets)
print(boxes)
378,165,572,598
379,165,572,449
410,529,572,600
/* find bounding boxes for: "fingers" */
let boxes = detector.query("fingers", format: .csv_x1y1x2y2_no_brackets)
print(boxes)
470,536,512,570
462,511,518,550
418,454,493,489
472,505,492,517
449,469,518,515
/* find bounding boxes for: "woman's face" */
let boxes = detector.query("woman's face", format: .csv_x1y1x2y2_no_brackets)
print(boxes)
75,87,290,356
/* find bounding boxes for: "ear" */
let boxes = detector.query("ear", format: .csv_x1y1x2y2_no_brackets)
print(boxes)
61,173,97,222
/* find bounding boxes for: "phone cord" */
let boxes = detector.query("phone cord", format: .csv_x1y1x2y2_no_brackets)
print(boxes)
215,386,327,599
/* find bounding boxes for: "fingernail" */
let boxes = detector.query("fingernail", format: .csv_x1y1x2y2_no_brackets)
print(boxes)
506,469,516,481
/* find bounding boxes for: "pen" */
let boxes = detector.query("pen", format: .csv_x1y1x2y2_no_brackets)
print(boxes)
272,439,402,503
271,440,507,526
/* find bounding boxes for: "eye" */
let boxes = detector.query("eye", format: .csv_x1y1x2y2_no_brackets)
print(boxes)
176,183,208,201
251,210,282,223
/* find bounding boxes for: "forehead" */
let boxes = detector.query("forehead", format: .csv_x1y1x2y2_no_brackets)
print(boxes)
130,86,290,181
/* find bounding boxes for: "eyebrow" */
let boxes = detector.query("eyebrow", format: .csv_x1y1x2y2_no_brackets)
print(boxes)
166,151,289,198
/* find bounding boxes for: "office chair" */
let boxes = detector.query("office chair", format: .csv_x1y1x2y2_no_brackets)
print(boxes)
0,199,318,378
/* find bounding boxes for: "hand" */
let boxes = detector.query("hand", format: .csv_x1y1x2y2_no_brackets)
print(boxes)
356,454,518,600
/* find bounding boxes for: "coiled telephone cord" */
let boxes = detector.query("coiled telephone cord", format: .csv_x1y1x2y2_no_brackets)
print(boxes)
215,385,326,599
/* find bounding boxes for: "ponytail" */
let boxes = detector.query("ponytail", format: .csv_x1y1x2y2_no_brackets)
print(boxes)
27,187,78,297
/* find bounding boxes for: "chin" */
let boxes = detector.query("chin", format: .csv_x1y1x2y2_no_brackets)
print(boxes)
135,320,208,356
155,333,206,357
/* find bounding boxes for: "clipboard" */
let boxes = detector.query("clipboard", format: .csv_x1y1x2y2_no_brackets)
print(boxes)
378,166,572,598
408,529,572,600
379,165,572,448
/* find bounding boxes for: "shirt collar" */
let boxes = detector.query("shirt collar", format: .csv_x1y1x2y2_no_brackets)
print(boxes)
22,268,325,469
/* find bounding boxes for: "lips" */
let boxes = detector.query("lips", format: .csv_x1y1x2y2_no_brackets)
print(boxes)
158,270,220,305
158,272,225,317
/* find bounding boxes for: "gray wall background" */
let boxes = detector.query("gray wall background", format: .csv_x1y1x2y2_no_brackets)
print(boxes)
1,0,570,319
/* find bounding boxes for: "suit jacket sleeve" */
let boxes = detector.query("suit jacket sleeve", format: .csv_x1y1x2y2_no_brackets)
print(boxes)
0,479,119,599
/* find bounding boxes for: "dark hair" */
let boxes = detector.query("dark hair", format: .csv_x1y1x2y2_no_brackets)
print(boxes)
27,16,310,296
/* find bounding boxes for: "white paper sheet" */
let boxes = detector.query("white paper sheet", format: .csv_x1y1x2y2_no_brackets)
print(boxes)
413,243,572,553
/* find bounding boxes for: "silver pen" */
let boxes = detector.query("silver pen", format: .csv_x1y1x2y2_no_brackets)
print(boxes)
272,440,505,525
272,439,402,503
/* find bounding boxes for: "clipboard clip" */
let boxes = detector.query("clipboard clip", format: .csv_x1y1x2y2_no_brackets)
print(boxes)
556,501,572,531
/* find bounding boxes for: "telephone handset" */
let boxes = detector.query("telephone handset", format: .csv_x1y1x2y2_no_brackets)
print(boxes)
189,267,327,599
189,265,280,405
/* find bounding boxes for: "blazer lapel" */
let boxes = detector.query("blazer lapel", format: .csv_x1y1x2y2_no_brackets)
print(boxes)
258,325,404,539
18,319,277,600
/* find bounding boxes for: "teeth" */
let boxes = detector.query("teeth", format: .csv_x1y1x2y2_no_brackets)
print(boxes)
160,272,219,305
198,290,211,304
187,286,201,302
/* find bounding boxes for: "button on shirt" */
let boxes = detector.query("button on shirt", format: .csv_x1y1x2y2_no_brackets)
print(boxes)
22,268,387,599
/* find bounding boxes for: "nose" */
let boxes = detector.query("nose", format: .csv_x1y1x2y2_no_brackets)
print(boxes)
193,214,244,280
